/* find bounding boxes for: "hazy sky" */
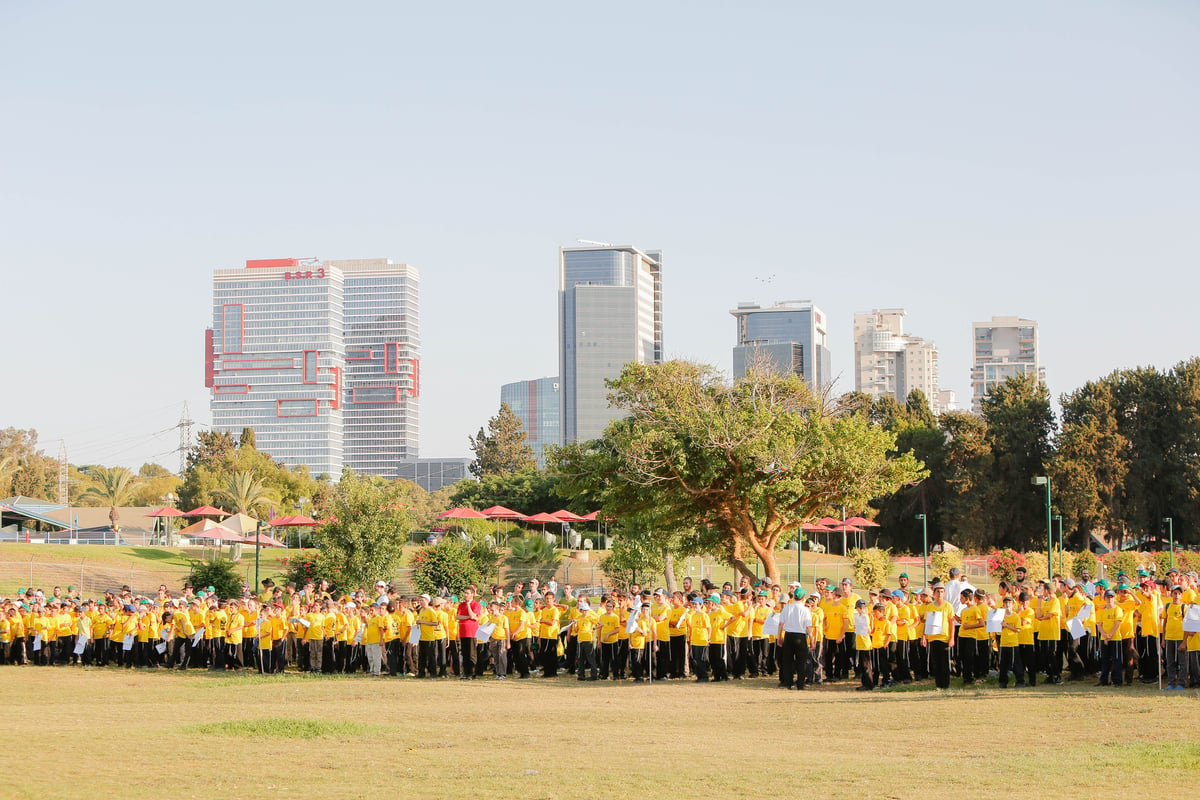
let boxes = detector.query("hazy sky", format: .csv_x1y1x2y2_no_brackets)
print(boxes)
2,2,1197,472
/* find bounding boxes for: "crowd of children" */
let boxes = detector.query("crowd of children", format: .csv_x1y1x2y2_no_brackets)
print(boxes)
2,567,1198,691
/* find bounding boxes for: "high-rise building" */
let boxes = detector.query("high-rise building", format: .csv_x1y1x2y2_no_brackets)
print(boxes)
730,301,831,390
500,376,561,468
206,257,419,477
970,315,1044,412
559,244,662,443
853,308,946,413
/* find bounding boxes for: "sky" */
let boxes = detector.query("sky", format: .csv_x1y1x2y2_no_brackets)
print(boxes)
2,2,1198,472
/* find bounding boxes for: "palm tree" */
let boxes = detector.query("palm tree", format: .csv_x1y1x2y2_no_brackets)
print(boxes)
506,534,562,583
79,466,140,531
213,471,278,519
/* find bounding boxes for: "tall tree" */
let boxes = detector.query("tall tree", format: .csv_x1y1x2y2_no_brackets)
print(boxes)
1052,375,1128,547
553,361,924,583
468,403,535,478
313,471,415,588
79,466,140,530
213,470,279,518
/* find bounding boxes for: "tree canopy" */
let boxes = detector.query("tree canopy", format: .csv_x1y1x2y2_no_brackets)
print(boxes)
468,403,535,478
553,361,925,583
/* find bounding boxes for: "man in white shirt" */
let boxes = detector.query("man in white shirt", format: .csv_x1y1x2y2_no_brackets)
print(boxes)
777,588,813,690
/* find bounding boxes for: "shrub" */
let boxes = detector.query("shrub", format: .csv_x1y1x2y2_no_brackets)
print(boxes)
410,537,498,596
283,556,322,590
185,558,242,600
987,549,1025,583
928,549,962,584
1101,550,1143,582
1022,552,1049,584
1071,551,1099,580
850,547,892,590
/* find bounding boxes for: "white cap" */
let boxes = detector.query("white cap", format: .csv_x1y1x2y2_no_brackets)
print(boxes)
344,602,356,610
420,594,431,601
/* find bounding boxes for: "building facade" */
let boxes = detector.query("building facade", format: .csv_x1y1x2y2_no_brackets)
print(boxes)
207,257,419,478
853,308,946,413
730,301,831,390
970,315,1044,412
500,376,561,468
396,458,471,493
559,245,663,443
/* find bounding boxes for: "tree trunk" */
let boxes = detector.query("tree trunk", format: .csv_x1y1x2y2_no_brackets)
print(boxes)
663,550,678,593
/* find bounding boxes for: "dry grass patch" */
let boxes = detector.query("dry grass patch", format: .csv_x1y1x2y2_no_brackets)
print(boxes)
0,667,1195,800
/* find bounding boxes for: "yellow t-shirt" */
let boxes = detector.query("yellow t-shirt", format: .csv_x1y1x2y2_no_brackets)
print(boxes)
668,605,688,637
923,601,954,643
999,611,1021,648
1163,602,1185,641
1036,597,1061,640
687,611,711,647
416,607,443,642
538,606,562,639
1116,598,1138,640
1136,592,1161,637
304,611,326,642
574,610,599,643
598,611,621,645
652,602,671,642
1097,605,1124,640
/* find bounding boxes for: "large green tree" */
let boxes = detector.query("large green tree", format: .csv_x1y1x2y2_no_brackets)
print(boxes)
0,428,58,499
468,403,535,478
553,361,925,583
311,471,415,588
213,470,279,518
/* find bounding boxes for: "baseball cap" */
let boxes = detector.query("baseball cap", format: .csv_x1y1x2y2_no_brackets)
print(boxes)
898,572,908,579
1104,590,1116,598
891,590,904,599
855,599,867,608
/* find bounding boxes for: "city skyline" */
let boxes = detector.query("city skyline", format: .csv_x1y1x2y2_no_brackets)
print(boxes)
4,4,1198,472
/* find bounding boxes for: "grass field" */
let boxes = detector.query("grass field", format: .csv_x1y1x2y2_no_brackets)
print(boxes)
0,667,1195,800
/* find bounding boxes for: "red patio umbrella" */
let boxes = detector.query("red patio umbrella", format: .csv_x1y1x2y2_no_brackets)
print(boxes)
522,512,561,535
436,507,488,520
482,505,525,542
147,507,185,518
185,506,227,518
242,530,285,547
844,516,879,527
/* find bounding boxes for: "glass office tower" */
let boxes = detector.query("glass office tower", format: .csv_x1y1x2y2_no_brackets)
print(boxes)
559,245,662,443
731,301,831,391
207,257,419,478
500,376,561,467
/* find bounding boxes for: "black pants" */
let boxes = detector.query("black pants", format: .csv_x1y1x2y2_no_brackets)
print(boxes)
565,635,577,674
630,646,649,680
998,646,1023,687
418,640,438,677
616,639,629,679
539,637,558,677
691,644,709,681
856,649,873,689
728,636,749,678
959,638,978,683
1137,634,1159,681
1063,629,1086,678
1038,637,1061,680
576,641,598,680
928,640,950,688
893,640,912,682
387,640,401,676
1019,643,1037,686
709,642,728,681
750,638,767,677
513,638,532,678
600,642,617,679
172,637,190,669
1100,639,1124,685
669,636,686,679
459,636,476,677
778,632,809,688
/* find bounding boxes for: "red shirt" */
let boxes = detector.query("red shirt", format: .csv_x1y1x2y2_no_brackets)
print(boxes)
457,600,482,638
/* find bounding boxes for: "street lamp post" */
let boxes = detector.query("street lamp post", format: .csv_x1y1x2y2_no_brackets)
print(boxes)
915,514,928,588
254,518,264,590
296,496,309,549
1054,514,1063,575
163,492,176,546
1032,477,1052,582
1163,517,1174,569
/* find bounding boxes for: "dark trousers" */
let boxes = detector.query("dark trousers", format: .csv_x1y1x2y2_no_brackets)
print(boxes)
418,640,438,677
538,637,558,676
599,641,617,679
959,638,977,683
1062,629,1085,678
1019,643,1037,686
728,636,749,678
1100,639,1124,685
856,649,873,689
655,640,671,679
809,639,824,683
709,642,728,681
630,646,649,680
893,640,912,682
565,635,577,673
513,638,532,678
928,640,950,688
576,640,598,680
750,638,767,677
387,640,401,676
1037,638,1061,680
875,645,892,685
669,636,686,679
616,639,629,679
778,632,809,688
459,636,476,677
172,637,190,669
1137,634,1159,681
690,644,709,681
998,646,1022,687
838,637,855,679
272,640,285,673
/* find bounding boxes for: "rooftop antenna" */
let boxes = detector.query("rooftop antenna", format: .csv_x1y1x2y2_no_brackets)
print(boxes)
576,239,613,247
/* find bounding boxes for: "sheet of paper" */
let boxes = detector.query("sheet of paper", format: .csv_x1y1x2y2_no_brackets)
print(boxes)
74,637,87,656
1067,618,1086,640
854,613,871,638
192,630,204,646
32,634,42,652
1184,605,1200,633
475,623,496,641
761,614,781,638
155,642,168,655
407,624,421,645
1073,603,1093,622
986,609,1006,634
123,634,134,651
924,611,943,636
625,610,640,634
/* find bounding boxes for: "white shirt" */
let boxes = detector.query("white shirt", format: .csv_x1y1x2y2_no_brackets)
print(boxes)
778,601,812,634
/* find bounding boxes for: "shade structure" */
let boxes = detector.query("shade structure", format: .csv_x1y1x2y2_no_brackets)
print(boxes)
481,505,525,520
185,506,227,518
523,512,561,525
800,522,832,532
268,515,297,526
550,509,585,522
817,516,841,527
242,531,285,547
269,514,318,527
844,516,880,527
579,511,601,521
436,507,489,520
146,507,185,518
176,518,247,542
